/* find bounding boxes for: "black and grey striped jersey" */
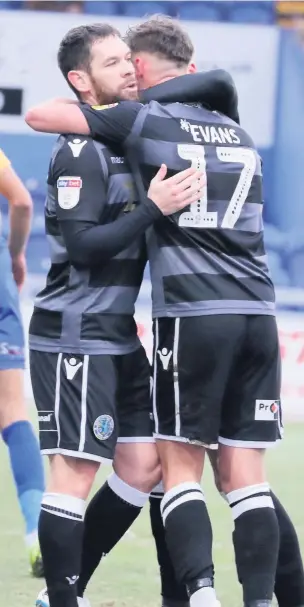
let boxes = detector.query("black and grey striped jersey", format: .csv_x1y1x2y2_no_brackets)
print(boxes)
80,87,275,318
29,135,146,354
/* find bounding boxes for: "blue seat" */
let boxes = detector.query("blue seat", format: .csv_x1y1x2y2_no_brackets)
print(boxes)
8,0,24,8
228,2,274,24
122,1,169,18
177,1,222,22
0,1,13,9
84,1,118,15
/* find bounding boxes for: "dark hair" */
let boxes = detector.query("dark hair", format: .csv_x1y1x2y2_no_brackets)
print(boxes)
58,23,121,97
125,15,194,67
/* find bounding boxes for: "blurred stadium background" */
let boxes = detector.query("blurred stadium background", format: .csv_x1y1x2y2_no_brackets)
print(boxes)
0,1,304,604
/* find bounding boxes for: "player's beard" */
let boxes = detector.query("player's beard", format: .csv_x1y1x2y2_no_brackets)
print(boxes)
90,75,138,105
118,86,139,101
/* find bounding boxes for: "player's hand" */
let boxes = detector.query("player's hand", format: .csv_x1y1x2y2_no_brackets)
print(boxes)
148,164,205,216
11,253,27,291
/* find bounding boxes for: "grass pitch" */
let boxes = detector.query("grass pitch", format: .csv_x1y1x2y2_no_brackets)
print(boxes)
0,421,303,607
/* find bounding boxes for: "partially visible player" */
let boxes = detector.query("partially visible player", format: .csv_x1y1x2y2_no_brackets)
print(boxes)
24,16,302,607
26,24,204,607
0,148,45,576
25,17,304,607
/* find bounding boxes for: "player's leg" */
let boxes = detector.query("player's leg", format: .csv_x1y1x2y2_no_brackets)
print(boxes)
153,316,239,607
149,482,189,607
0,293,44,576
272,492,304,607
31,351,118,607
218,315,282,607
78,345,162,597
208,449,304,607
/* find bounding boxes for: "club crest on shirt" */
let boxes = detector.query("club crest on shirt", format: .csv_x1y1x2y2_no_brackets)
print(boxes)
57,176,82,209
91,104,118,110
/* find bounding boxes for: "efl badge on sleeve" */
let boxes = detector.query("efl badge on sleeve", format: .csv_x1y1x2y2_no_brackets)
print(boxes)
57,176,82,209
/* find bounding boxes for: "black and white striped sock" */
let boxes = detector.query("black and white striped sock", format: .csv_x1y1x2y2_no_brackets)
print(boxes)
39,492,85,607
149,481,189,605
227,483,280,607
78,472,149,597
161,482,216,606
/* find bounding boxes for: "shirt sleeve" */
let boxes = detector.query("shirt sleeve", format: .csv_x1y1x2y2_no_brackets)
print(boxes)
0,149,11,172
79,101,142,146
140,70,240,124
52,136,108,224
51,135,162,267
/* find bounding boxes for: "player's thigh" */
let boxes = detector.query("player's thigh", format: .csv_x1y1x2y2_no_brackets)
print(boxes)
30,350,119,466
116,344,154,443
0,286,26,428
219,315,281,490
47,453,100,498
219,315,282,449
152,316,244,448
115,345,160,491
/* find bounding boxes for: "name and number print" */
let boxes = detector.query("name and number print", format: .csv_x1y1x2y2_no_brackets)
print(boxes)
177,143,257,230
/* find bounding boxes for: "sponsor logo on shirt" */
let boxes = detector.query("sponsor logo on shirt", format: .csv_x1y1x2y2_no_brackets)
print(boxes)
57,176,82,209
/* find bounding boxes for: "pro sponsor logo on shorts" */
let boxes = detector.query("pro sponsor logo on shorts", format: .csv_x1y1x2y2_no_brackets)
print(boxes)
255,400,280,421
93,415,114,441
57,176,82,209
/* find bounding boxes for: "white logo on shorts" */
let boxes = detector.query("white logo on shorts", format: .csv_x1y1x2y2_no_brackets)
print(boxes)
66,575,79,585
93,415,114,441
38,413,52,423
63,357,83,380
255,400,279,421
157,348,172,371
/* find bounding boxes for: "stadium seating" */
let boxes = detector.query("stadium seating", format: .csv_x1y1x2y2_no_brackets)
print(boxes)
121,1,170,18
228,1,275,25
0,1,16,9
84,1,118,15
177,1,223,22
0,0,277,25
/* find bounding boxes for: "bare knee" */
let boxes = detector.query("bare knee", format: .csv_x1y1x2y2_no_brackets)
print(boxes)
0,369,27,429
157,440,205,492
218,445,267,495
47,454,99,499
113,442,161,493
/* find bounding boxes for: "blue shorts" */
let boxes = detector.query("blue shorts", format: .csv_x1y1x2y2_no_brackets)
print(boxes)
0,245,25,370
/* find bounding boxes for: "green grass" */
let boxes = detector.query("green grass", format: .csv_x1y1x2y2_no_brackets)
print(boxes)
0,422,303,607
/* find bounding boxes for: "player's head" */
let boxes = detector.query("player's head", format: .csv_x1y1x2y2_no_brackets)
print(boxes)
57,24,137,104
125,15,196,90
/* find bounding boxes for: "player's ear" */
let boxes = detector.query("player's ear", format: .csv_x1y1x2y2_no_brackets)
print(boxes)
187,62,197,74
133,55,144,80
68,70,90,95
